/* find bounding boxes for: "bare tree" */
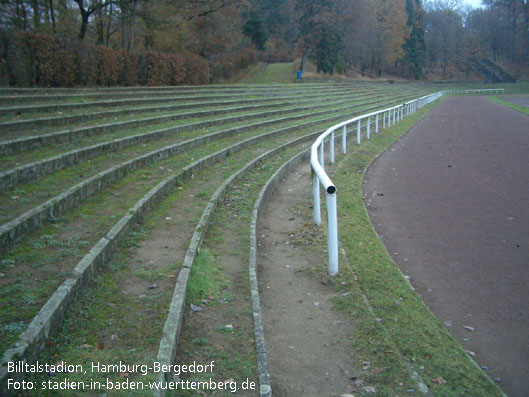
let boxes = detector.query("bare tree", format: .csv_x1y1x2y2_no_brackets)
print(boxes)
72,0,113,41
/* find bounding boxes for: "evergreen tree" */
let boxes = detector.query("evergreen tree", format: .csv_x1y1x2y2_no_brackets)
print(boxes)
314,26,343,74
243,12,269,51
404,0,426,79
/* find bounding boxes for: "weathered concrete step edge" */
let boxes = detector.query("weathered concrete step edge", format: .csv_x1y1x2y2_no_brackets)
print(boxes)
0,88,356,131
250,147,311,397
0,103,363,250
0,101,283,154
0,92,363,156
7,99,395,253
0,90,425,391
0,86,354,116
0,87,334,105
0,86,371,132
0,93,374,191
153,128,323,397
0,82,354,95
0,92,417,249
0,84,349,103
0,114,321,395
246,94,427,396
245,99,428,395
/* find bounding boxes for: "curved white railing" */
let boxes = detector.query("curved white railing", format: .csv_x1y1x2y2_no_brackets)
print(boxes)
445,88,504,95
311,88,503,275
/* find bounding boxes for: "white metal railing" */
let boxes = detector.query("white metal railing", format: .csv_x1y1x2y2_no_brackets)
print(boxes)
444,88,504,95
310,88,503,275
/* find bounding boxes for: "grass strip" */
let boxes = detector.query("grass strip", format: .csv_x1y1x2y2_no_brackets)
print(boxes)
0,87,361,130
0,85,356,122
11,130,319,397
0,91,372,155
171,141,316,397
0,114,335,361
0,91,425,244
0,90,374,167
325,99,502,395
489,96,529,115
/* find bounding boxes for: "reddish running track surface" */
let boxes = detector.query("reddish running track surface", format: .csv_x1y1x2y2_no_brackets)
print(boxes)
363,96,529,396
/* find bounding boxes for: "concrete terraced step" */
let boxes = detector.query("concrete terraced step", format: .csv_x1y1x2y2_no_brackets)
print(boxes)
0,89,398,155
0,86,358,117
0,92,389,188
0,88,363,131
0,84,433,395
0,112,345,391
0,100,378,249
0,91,426,249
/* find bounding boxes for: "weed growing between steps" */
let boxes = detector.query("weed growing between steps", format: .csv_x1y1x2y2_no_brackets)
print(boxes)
173,144,312,396
12,130,312,395
0,113,337,357
0,100,369,222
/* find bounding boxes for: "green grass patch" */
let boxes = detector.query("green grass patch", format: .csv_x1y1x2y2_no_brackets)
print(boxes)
232,62,299,85
327,99,501,395
489,96,529,115
186,248,228,304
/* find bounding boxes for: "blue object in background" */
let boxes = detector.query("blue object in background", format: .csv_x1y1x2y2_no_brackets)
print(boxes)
296,70,302,79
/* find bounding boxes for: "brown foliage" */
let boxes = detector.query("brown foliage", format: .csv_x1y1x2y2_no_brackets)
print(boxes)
210,49,258,81
185,55,210,85
139,51,186,86
4,32,77,87
119,50,140,86
0,32,212,87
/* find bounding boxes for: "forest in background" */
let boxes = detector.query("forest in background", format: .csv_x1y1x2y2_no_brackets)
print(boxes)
0,0,528,86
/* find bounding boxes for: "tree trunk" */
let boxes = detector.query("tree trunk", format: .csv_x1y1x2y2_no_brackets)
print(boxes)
105,1,113,46
96,4,104,44
49,0,56,34
79,9,89,40
299,50,308,73
31,0,40,30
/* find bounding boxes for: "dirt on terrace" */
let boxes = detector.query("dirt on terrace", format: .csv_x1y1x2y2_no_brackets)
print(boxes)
257,162,361,396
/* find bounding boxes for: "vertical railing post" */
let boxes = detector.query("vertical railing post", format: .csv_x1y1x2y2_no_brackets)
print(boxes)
357,120,361,144
326,190,338,276
330,130,335,164
383,111,386,129
319,142,324,170
367,116,371,139
312,171,321,225
375,113,379,133
342,125,347,154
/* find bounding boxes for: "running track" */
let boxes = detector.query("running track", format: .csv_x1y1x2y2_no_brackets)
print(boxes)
363,96,529,396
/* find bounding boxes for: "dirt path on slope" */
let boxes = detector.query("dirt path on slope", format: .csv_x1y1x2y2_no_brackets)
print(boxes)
363,96,529,397
258,162,359,397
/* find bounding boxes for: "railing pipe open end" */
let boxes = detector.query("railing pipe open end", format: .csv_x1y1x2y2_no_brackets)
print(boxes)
309,89,499,275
